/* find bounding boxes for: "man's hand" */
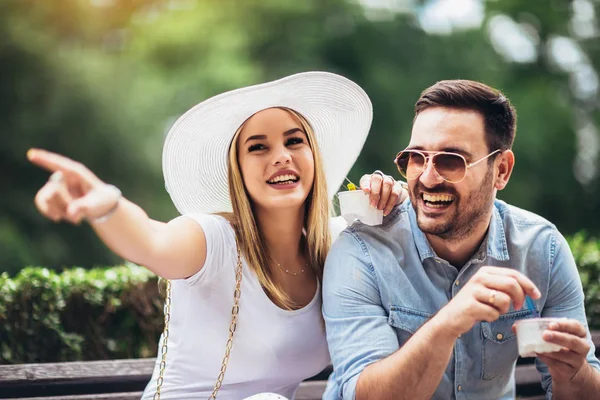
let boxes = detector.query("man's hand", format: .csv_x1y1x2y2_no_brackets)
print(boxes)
436,266,541,338
359,172,408,216
536,319,592,385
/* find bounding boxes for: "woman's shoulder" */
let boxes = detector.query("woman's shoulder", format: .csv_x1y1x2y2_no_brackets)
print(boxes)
173,213,237,250
179,212,234,232
173,213,237,284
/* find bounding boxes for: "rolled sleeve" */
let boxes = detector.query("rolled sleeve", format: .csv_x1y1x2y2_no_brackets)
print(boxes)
322,230,400,399
537,231,600,396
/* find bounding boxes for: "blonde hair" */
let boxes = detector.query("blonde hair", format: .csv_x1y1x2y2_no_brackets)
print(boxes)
219,107,331,309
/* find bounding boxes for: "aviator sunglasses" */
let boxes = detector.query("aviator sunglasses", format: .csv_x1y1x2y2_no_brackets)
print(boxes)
394,149,501,184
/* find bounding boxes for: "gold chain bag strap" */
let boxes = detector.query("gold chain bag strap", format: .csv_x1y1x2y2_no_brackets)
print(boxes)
154,245,243,400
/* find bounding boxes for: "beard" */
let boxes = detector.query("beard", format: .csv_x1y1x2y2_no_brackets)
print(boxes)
410,168,495,242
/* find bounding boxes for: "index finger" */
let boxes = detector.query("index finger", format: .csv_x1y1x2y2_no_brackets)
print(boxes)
359,174,371,193
27,149,95,182
367,174,384,207
483,266,541,299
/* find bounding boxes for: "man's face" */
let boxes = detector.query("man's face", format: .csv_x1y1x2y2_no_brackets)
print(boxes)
406,107,498,241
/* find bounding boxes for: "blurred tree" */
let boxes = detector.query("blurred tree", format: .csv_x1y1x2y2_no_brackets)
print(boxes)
484,0,600,233
2,0,600,272
0,0,170,274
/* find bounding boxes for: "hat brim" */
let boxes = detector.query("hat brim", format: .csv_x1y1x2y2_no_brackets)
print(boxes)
162,71,373,215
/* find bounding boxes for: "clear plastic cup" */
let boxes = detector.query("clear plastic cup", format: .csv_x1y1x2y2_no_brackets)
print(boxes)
337,190,383,226
514,318,564,357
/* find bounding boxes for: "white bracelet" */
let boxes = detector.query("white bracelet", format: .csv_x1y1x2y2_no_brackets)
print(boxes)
90,185,122,224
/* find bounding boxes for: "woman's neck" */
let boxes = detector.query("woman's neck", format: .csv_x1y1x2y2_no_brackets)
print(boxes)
254,204,317,310
254,205,306,267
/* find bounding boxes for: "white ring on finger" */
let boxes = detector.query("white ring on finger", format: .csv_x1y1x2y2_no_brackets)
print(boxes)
372,170,385,179
49,171,65,184
488,290,497,306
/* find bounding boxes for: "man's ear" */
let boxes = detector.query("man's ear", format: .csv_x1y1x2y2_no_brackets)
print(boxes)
495,150,514,190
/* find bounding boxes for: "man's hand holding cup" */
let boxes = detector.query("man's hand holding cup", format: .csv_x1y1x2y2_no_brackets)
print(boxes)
436,266,542,338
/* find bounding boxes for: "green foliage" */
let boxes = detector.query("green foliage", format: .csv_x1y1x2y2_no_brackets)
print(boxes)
2,232,600,364
0,264,162,364
569,233,600,330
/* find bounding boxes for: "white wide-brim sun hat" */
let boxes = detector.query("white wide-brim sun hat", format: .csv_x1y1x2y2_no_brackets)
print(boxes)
162,71,373,215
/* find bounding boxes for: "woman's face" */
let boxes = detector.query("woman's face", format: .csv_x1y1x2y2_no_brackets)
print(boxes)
236,108,315,212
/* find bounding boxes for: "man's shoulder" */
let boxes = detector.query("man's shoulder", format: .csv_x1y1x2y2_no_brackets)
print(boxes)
338,202,413,246
495,200,560,243
325,203,413,286
495,199,556,228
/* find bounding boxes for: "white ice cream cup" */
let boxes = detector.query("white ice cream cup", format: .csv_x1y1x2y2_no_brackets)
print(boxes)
337,190,383,226
514,318,565,358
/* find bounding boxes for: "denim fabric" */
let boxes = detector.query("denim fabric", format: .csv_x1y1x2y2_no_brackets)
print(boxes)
322,200,600,400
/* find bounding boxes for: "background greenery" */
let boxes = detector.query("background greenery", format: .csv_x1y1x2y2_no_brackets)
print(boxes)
1,233,599,364
0,264,162,363
3,0,600,274
0,234,600,364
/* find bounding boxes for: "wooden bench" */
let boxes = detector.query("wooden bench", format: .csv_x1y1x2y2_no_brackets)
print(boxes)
0,359,329,400
2,332,598,399
0,360,559,399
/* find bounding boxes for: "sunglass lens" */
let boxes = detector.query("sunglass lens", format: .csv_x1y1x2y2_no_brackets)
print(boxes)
433,153,466,182
396,151,425,179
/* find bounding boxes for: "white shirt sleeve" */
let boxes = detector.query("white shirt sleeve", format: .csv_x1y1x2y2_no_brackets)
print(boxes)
176,213,236,285
329,215,348,242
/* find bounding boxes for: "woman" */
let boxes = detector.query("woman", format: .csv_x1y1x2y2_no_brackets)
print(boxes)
28,72,405,399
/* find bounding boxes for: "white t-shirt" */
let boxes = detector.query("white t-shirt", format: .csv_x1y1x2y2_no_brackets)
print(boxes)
141,214,331,400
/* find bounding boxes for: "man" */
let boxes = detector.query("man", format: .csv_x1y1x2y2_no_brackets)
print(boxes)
322,80,600,399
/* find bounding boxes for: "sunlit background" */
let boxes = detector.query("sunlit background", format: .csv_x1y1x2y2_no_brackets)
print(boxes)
3,0,600,274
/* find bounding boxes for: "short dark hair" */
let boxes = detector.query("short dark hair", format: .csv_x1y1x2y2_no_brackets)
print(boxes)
414,80,517,152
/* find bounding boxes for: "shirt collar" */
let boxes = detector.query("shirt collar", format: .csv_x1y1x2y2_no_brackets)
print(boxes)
408,200,510,263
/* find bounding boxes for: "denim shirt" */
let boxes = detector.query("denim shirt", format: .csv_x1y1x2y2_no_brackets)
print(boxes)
322,200,600,400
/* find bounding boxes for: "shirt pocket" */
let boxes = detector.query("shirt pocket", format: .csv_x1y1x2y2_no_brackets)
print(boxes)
481,309,535,380
388,305,432,345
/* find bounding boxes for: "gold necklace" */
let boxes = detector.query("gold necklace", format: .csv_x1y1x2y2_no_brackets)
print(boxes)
275,260,308,276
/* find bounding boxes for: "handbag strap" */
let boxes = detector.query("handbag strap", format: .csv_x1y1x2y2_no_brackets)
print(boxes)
154,246,243,400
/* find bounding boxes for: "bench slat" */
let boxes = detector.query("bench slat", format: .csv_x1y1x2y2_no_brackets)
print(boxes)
295,381,327,400
0,359,154,382
8,394,143,400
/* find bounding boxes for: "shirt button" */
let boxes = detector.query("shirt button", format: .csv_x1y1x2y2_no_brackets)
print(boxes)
457,385,462,392
496,333,504,340
455,280,460,286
